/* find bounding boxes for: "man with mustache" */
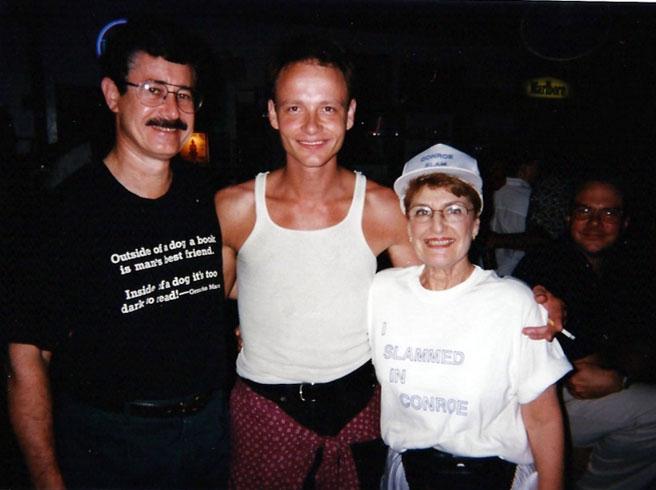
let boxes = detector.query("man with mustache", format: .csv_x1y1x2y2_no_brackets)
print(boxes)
7,19,230,489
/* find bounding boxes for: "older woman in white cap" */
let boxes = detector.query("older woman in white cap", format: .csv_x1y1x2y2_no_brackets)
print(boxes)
368,144,572,490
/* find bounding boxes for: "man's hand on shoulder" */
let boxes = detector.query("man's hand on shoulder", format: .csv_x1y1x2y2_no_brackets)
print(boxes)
522,285,565,341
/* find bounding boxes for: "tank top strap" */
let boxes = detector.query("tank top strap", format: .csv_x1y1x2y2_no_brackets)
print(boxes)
253,172,269,223
346,171,367,225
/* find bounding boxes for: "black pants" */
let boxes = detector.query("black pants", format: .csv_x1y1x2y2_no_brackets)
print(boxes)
54,391,230,489
402,448,517,490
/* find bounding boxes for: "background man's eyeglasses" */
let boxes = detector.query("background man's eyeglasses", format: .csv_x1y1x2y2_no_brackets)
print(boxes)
123,79,202,113
571,205,623,224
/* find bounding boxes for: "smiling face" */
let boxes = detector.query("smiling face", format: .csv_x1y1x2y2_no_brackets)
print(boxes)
407,185,480,276
102,52,195,163
569,181,627,256
267,60,356,169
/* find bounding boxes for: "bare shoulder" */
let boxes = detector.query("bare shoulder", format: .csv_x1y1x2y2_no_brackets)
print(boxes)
362,177,418,266
364,179,403,215
214,179,256,251
215,179,254,210
363,178,406,235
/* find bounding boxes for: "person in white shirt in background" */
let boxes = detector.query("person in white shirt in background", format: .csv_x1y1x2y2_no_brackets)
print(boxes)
489,149,540,276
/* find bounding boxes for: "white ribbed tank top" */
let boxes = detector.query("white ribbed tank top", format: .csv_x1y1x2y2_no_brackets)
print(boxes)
236,171,377,383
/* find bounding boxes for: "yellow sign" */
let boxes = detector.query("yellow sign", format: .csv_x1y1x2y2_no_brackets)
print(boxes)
180,132,210,163
525,77,569,99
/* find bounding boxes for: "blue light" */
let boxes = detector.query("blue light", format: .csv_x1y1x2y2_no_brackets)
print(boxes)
96,18,127,58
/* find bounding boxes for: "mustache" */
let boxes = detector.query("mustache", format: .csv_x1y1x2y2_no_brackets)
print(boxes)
146,118,188,130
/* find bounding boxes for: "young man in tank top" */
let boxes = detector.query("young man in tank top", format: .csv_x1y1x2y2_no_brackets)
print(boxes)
215,36,564,489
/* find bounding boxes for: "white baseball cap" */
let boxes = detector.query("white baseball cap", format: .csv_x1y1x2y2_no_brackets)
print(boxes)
393,143,483,212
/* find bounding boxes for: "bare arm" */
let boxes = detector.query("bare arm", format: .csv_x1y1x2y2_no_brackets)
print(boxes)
363,181,420,268
566,355,623,399
221,243,238,300
521,385,565,490
215,182,256,300
7,343,66,490
387,238,421,268
384,202,420,268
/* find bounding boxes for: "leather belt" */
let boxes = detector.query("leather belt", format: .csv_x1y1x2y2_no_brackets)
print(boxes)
124,391,214,418
241,360,376,404
69,391,216,418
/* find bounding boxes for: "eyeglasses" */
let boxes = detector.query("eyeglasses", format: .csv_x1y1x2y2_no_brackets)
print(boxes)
407,203,474,224
123,79,202,113
571,205,623,224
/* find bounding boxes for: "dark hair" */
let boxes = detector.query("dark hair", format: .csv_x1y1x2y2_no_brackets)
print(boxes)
268,35,355,102
404,173,482,216
483,143,542,178
99,17,203,93
570,172,627,214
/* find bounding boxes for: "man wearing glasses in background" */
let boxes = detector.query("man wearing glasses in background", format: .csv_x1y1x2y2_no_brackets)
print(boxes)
514,173,656,489
7,19,230,489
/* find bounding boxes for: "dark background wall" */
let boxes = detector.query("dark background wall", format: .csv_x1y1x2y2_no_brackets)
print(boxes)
2,1,655,184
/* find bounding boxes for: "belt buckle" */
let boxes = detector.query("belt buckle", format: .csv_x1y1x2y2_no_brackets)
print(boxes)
185,393,208,413
128,392,209,417
179,394,201,414
298,382,317,402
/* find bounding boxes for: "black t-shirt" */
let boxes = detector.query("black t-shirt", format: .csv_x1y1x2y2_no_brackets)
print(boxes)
514,238,652,365
12,160,229,403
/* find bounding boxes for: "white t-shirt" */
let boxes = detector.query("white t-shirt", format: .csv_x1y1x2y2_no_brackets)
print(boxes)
368,265,571,464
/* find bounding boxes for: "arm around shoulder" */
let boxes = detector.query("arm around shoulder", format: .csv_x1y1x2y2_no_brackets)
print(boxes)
7,343,65,490
363,182,419,268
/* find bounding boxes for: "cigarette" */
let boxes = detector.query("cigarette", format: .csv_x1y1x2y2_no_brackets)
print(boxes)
548,319,576,340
